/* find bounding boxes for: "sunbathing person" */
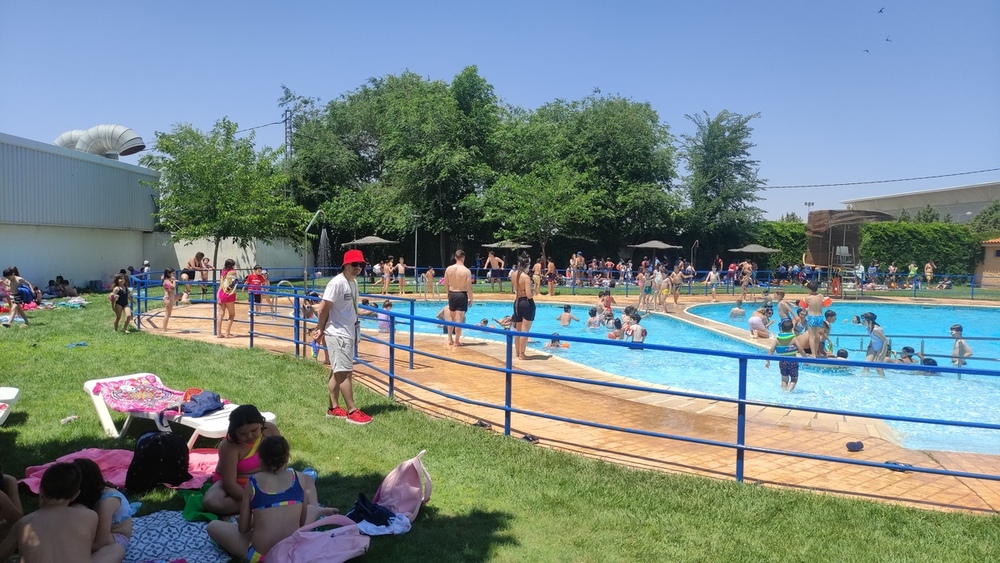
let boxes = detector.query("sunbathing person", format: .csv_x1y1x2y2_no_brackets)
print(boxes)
203,405,280,515
208,435,332,562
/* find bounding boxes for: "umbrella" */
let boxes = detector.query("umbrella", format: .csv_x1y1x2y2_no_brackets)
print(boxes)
341,235,399,247
627,240,682,250
728,244,781,254
482,240,532,249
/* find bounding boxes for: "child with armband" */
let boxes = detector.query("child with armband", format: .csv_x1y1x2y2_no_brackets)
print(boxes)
545,332,570,349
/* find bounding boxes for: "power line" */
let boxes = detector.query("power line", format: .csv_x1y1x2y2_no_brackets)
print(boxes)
235,120,284,135
765,167,1000,189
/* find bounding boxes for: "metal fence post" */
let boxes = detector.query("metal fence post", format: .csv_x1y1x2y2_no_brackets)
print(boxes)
388,317,396,398
505,333,514,436
249,294,255,349
409,300,415,370
292,296,300,358
735,357,748,483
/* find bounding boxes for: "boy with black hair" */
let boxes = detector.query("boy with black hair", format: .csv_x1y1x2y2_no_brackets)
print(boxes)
950,324,973,367
1,462,124,562
766,318,800,391
557,305,580,327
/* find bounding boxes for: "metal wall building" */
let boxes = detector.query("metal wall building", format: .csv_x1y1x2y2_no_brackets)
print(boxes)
840,181,1000,224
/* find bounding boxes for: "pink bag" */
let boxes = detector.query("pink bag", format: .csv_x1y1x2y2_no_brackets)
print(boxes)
372,450,432,521
267,514,369,562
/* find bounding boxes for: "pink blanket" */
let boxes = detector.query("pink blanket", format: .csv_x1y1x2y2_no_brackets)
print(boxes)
92,374,185,413
21,448,218,493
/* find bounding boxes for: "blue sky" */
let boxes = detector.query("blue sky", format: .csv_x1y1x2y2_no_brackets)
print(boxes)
2,1,998,220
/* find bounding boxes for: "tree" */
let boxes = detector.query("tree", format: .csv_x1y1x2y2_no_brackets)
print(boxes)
969,200,1000,237
778,212,803,223
140,118,305,269
681,110,765,257
914,204,942,223
896,209,912,222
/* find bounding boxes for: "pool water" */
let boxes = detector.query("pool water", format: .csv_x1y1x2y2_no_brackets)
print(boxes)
368,300,1000,455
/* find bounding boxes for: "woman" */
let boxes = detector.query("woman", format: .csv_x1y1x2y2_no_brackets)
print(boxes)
109,274,134,333
179,252,206,303
216,259,238,338
161,268,176,331
203,405,280,515
748,307,773,339
510,254,536,360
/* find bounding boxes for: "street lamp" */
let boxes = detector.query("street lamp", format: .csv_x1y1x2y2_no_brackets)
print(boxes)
804,201,815,216
412,214,420,276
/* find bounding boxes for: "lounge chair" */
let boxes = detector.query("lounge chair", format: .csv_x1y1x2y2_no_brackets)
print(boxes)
0,386,20,426
84,373,275,449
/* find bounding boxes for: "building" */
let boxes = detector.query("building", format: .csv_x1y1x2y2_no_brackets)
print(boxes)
840,181,1000,224
1,131,304,288
976,237,1000,289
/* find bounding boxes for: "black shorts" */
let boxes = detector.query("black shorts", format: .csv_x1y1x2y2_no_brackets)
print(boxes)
511,297,536,323
251,293,262,304
448,291,468,312
179,269,196,280
779,360,799,383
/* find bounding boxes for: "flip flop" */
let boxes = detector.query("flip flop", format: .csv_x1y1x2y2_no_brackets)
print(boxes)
522,434,540,444
472,420,492,429
885,461,913,472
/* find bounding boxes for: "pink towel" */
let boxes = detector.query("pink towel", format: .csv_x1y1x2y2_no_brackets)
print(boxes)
21,448,219,493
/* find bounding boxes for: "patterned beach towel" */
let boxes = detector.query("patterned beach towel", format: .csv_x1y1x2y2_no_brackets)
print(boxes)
125,510,228,563
92,374,185,414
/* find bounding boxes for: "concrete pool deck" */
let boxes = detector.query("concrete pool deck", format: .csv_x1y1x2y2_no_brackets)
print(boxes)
148,292,1000,513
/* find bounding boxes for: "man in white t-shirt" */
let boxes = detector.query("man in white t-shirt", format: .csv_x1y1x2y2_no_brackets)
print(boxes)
311,249,372,425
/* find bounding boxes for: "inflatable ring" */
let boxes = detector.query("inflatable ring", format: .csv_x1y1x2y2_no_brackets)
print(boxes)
830,277,841,298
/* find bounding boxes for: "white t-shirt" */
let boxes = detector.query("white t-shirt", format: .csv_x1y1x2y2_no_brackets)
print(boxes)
321,274,358,339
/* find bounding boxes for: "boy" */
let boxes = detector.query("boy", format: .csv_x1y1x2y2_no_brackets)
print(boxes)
626,313,647,343
557,305,580,327
0,462,124,563
729,299,746,318
801,281,828,358
766,318,800,391
950,324,973,367
244,265,265,306
585,307,602,328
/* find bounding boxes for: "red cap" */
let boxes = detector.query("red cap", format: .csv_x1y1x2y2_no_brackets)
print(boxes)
343,249,367,265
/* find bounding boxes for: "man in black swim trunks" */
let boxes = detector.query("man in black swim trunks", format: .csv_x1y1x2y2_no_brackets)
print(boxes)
444,249,473,346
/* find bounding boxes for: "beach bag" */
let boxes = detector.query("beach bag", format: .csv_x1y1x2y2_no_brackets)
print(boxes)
126,431,192,495
17,285,34,304
267,514,369,562
372,450,432,521
180,391,224,417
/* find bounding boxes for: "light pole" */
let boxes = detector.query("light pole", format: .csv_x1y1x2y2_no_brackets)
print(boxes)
412,214,420,281
804,201,815,217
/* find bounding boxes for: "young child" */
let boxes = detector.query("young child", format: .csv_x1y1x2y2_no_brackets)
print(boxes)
161,268,176,331
109,274,134,333
423,267,437,300
0,461,23,551
0,462,124,563
557,305,580,327
766,319,800,391
729,299,746,318
545,332,569,349
207,436,330,562
704,266,721,302
585,307,602,328
245,265,266,307
72,459,135,555
377,300,393,332
217,259,238,338
800,281,831,359
950,324,973,366
2,266,36,327
626,313,647,343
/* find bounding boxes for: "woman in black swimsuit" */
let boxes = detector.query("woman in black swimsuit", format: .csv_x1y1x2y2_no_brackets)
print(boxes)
511,254,536,360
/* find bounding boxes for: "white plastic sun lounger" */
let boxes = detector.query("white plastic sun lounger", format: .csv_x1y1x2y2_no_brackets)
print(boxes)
84,373,275,449
0,387,20,426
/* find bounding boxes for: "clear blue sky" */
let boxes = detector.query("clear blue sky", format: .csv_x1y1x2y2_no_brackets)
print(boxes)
2,1,998,220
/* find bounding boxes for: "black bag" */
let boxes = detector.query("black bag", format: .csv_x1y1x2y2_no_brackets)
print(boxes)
345,493,394,527
125,431,192,495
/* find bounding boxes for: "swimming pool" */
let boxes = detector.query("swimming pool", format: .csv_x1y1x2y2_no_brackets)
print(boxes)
368,300,1000,454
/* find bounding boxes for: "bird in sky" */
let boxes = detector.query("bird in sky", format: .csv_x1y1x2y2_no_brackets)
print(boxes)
885,35,892,42
878,7,885,14
863,49,871,53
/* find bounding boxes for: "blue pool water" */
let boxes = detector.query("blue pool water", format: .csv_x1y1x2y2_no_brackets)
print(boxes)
368,300,1000,454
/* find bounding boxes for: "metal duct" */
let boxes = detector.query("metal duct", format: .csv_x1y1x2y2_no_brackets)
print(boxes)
54,124,146,157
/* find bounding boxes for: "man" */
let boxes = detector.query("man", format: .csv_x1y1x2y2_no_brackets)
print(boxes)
445,249,473,345
311,249,372,425
485,251,504,292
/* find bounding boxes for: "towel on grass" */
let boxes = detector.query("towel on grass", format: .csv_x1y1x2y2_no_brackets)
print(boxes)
21,448,219,493
125,510,228,563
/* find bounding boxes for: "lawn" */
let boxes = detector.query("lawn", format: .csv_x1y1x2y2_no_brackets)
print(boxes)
2,299,999,562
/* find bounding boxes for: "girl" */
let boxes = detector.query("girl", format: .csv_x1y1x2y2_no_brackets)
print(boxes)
161,268,176,331
110,274,134,333
203,405,281,516
72,458,134,561
2,266,36,327
511,254,536,360
857,312,888,377
207,436,331,562
377,300,393,332
423,267,436,300
217,258,238,338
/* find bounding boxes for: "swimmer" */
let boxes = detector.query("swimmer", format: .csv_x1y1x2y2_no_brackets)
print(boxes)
585,307,602,328
545,332,569,349
729,299,746,318
557,305,580,327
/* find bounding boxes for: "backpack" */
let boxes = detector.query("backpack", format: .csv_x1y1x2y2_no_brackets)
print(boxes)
125,431,192,495
372,450,432,521
267,514,369,562
180,391,224,417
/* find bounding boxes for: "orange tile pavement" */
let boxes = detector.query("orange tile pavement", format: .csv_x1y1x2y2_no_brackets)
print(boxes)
145,293,1000,514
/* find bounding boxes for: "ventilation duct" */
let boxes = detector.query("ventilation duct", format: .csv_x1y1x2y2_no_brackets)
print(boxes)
53,124,146,158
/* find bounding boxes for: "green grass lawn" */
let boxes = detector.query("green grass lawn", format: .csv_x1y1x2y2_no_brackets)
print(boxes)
2,301,999,562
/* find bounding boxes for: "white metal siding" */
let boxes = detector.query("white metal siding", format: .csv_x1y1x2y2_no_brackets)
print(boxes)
0,132,159,231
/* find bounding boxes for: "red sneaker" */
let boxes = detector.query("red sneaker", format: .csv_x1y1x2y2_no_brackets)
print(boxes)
326,406,348,418
345,409,372,425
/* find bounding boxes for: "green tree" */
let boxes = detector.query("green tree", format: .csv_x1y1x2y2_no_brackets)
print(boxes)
969,200,1000,237
140,118,305,268
913,204,942,223
755,221,807,270
681,110,765,258
896,209,912,222
778,212,803,223
859,222,982,275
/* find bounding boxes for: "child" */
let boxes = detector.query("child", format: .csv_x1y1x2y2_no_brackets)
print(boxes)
856,312,888,376
626,313,647,343
2,266,36,327
423,267,437,300
491,316,513,330
545,332,569,349
0,462,124,563
704,266,721,302
245,265,266,307
585,307,602,328
217,259,238,338
161,268,176,331
109,274,134,333
766,319,800,391
607,318,624,340
377,300,393,332
800,281,831,359
1,461,23,551
72,459,135,554
950,324,973,366
207,436,330,562
729,299,746,318
892,345,918,364
557,305,579,327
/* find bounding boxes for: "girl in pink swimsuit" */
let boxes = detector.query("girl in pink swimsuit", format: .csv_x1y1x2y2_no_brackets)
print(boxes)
216,258,238,338
203,405,280,516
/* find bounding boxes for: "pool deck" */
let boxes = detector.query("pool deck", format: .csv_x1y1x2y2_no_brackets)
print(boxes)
149,292,1000,514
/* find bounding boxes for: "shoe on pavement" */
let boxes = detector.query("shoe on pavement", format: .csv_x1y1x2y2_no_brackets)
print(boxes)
346,409,372,425
326,406,348,418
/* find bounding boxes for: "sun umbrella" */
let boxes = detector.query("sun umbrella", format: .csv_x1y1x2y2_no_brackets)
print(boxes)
728,244,781,253
482,240,532,249
627,240,683,250
341,235,399,247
